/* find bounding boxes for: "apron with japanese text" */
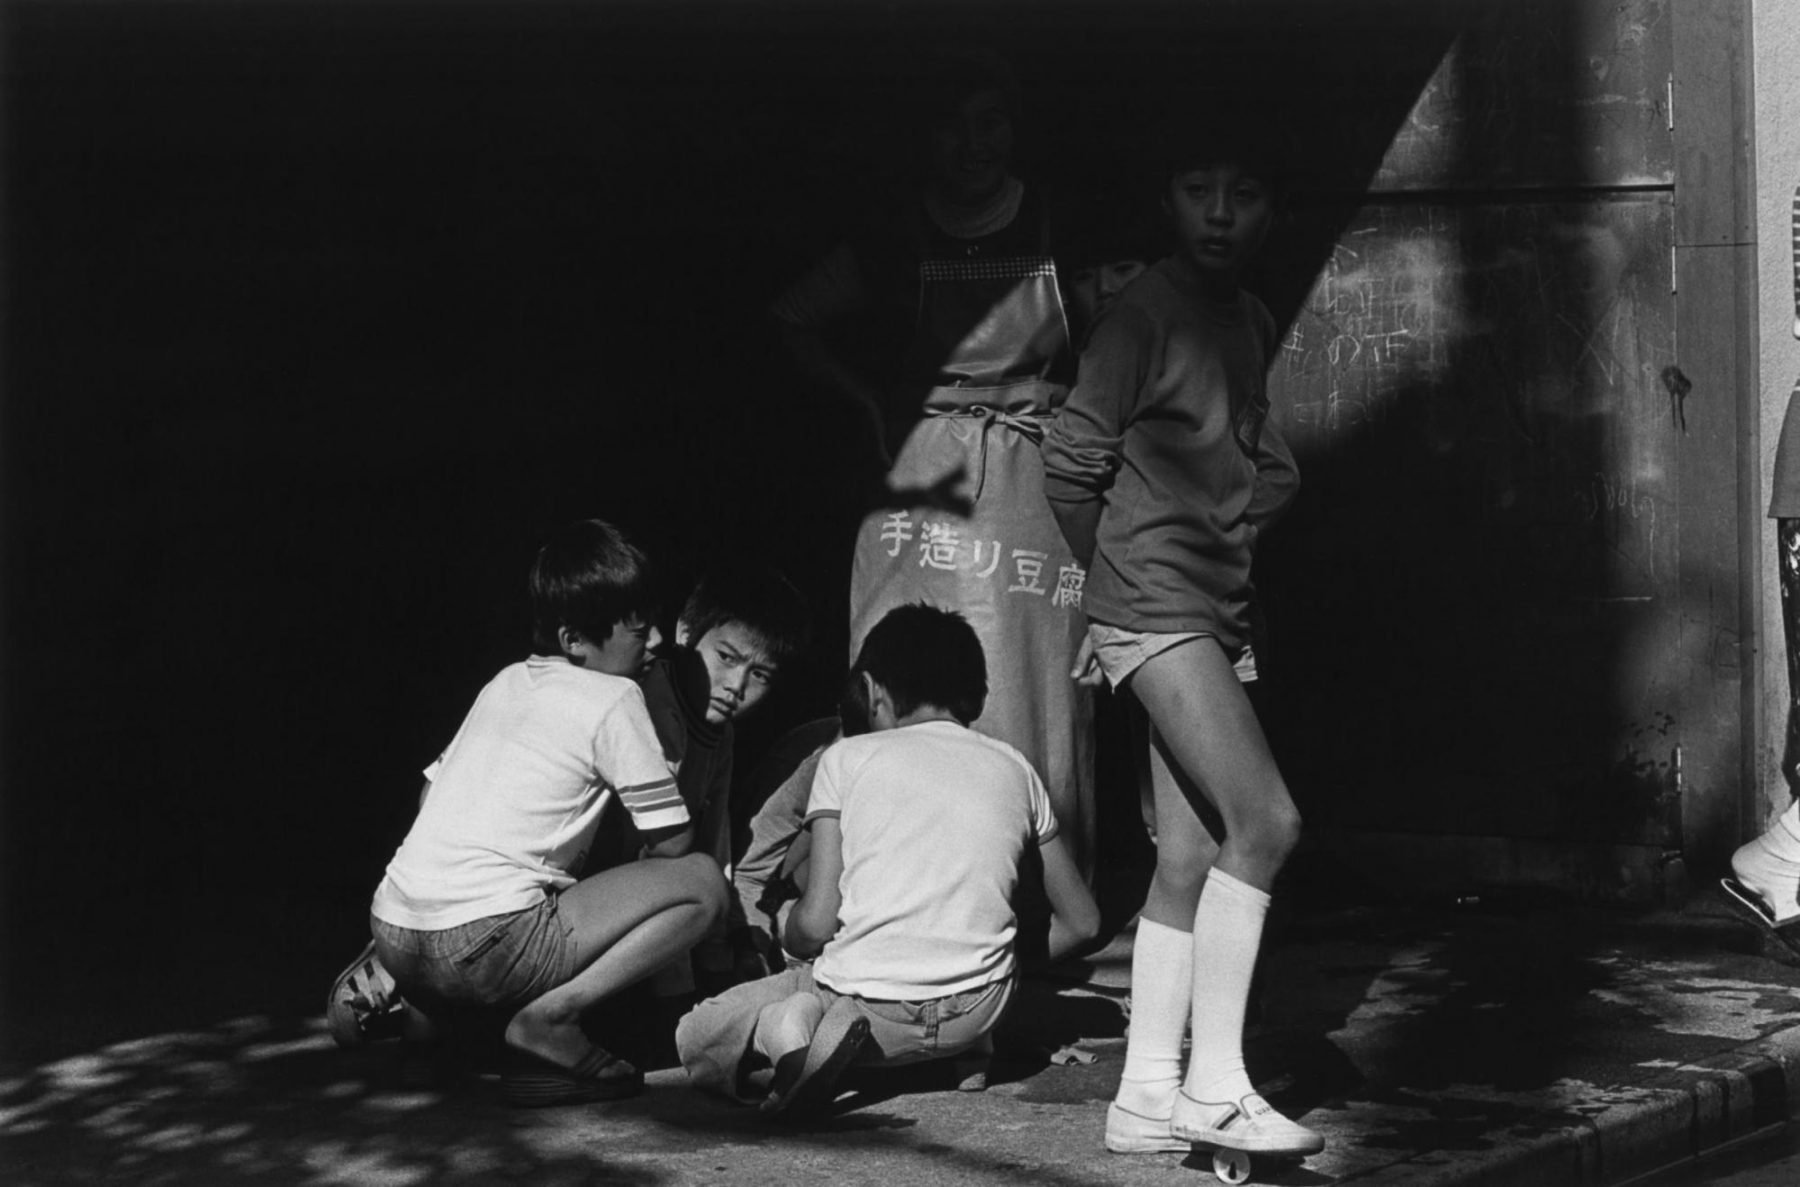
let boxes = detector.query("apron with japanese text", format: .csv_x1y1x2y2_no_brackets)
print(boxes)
849,214,1096,876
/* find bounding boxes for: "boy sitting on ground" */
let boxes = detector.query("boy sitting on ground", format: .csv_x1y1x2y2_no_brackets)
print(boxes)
675,603,1100,1117
351,519,726,1105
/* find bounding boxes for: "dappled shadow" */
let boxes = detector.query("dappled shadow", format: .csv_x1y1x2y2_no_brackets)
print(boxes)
0,994,1162,1186
0,1015,671,1186
1268,899,1800,1111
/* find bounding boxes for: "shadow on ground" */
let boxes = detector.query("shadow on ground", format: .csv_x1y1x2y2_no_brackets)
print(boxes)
0,1014,670,1186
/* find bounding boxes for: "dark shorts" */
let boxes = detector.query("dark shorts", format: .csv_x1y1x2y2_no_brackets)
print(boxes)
371,894,578,1015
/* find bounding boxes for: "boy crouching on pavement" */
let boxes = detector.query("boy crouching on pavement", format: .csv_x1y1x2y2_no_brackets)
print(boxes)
362,519,726,1106
330,565,807,1051
675,603,1100,1117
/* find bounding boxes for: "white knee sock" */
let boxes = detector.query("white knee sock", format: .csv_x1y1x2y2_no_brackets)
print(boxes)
1183,869,1269,1104
1115,917,1192,1117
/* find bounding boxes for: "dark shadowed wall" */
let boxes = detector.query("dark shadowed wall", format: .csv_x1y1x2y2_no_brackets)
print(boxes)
2,0,1746,1059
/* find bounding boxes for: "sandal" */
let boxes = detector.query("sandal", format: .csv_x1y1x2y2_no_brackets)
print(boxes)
501,1045,643,1107
326,940,407,1049
761,997,871,1119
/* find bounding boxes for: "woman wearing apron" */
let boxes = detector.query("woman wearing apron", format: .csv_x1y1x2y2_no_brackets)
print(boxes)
773,50,1094,879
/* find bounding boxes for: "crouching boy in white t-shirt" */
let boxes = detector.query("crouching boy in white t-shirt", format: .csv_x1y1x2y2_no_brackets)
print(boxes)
676,603,1100,1117
366,519,727,1106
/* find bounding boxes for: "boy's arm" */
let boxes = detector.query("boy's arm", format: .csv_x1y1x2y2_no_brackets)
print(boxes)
1039,832,1102,965
1042,308,1148,564
640,822,694,859
775,828,813,892
1245,398,1300,534
605,686,696,859
1245,303,1300,534
782,817,844,959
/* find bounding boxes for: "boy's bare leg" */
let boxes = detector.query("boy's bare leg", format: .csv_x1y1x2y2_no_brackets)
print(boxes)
1129,638,1299,894
1139,727,1221,929
505,853,726,1068
1106,720,1216,1148
1121,638,1320,1155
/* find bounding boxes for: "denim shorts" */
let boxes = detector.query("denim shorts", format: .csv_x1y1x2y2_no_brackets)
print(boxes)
371,894,578,1015
1088,624,1258,689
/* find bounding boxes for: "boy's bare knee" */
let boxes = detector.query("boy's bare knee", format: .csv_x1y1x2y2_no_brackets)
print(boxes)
1250,805,1303,867
1148,857,1211,921
1277,804,1303,853
1154,862,1209,906
676,853,730,923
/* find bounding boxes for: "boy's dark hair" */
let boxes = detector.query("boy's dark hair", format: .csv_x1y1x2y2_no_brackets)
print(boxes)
853,603,987,725
529,518,657,654
1153,103,1294,202
677,566,811,670
838,667,874,739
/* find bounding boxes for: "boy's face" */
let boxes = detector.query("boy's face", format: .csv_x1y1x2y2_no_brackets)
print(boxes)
571,615,661,678
677,620,779,726
1069,258,1149,326
1164,163,1274,286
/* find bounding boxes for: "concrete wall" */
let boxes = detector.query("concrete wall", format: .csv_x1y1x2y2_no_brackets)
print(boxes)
1753,3,1800,829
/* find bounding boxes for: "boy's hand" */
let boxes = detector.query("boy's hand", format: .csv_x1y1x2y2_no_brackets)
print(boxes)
1070,630,1103,687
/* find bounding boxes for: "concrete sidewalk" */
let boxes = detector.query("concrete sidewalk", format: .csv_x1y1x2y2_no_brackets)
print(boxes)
5,886,1800,1185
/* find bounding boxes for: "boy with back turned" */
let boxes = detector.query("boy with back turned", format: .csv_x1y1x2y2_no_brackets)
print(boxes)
676,603,1100,1117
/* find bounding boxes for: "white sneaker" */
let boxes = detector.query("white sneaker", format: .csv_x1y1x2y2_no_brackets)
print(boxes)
1170,1091,1324,1156
1730,822,1800,925
1105,1101,1192,1154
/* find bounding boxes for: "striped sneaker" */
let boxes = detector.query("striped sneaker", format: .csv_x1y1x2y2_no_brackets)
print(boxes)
1170,1091,1324,1156
1105,1100,1193,1154
326,940,406,1049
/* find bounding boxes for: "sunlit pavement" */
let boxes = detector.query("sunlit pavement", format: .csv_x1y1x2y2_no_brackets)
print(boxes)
7,890,1800,1186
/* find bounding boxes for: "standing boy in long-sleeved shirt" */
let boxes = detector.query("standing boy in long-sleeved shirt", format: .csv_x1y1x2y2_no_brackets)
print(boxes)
1041,116,1321,1160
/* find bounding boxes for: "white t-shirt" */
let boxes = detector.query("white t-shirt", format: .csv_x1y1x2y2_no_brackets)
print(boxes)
807,720,1058,999
371,657,687,931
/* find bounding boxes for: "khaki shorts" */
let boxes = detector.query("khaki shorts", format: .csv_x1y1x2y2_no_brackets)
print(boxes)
1088,624,1258,689
676,966,1014,1103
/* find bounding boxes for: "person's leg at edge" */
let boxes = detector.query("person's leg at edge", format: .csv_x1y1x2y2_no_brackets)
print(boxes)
1128,636,1320,1153
505,852,727,1069
1107,724,1216,1150
1730,518,1800,922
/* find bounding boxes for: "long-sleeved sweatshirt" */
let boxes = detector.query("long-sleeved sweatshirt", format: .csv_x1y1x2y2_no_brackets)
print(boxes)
1041,254,1298,653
